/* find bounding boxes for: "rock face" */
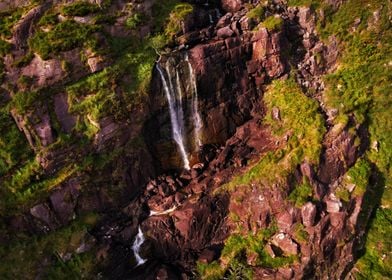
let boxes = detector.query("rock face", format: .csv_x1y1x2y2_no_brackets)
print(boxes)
0,1,381,280
146,12,287,170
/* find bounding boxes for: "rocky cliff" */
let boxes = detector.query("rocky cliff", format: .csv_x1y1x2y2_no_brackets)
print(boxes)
0,0,390,279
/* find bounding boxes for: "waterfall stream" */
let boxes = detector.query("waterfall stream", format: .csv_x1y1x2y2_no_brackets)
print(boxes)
157,63,190,170
132,226,146,266
156,52,203,170
185,54,203,149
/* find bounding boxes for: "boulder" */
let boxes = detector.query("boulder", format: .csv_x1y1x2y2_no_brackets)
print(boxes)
271,233,299,255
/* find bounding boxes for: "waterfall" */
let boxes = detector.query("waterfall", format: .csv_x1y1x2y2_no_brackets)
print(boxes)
157,63,190,170
185,54,203,149
132,226,146,266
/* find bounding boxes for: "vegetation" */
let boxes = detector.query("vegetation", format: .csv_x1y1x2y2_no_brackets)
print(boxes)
164,3,193,40
288,178,313,207
0,39,11,56
355,208,392,279
223,78,325,191
198,225,296,279
125,12,147,30
246,4,265,21
61,1,100,17
29,20,100,60
260,15,284,32
0,7,26,39
297,0,391,277
0,213,99,279
0,108,32,176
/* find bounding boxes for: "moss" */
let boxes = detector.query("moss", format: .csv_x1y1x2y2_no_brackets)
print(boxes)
0,7,25,39
61,1,100,17
164,3,194,39
0,213,99,279
260,15,284,32
288,178,313,207
345,159,372,196
223,78,325,192
246,4,265,21
336,187,351,202
125,12,147,29
355,208,392,279
29,20,100,60
294,223,309,243
0,39,11,56
198,224,295,279
0,107,32,176
38,12,59,27
2,161,77,215
11,90,42,114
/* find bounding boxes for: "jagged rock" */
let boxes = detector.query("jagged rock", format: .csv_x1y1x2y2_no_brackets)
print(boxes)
33,112,54,147
277,211,294,231
216,26,234,39
301,202,317,227
278,267,294,279
49,179,80,224
318,128,358,184
221,0,244,12
297,7,316,33
54,92,76,133
87,56,107,73
216,13,232,28
326,198,342,213
272,107,280,121
271,233,299,255
30,203,57,230
21,55,65,87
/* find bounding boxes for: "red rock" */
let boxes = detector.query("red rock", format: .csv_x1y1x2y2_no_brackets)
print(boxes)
301,202,317,227
198,249,215,264
221,0,244,12
277,211,294,231
272,233,299,255
326,198,341,213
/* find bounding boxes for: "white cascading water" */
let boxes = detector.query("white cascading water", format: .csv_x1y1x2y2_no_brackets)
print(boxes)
156,63,190,170
132,226,146,266
185,53,203,148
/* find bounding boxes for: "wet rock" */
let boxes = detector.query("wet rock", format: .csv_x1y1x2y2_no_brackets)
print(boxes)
301,202,317,227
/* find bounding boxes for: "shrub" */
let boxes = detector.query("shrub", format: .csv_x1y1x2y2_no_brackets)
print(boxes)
0,39,11,56
125,12,147,29
288,178,313,207
164,3,193,39
246,4,265,21
62,2,100,17
261,15,283,32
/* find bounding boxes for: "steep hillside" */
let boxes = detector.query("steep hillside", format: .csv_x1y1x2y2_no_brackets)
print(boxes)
0,0,390,279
